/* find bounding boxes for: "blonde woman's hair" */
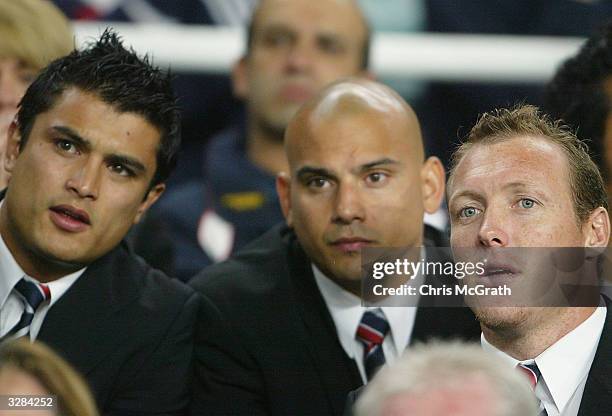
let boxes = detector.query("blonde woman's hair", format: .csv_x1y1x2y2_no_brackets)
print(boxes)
0,0,73,69
0,339,99,416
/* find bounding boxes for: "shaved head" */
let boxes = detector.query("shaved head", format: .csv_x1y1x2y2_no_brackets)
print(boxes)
277,78,444,292
285,78,424,167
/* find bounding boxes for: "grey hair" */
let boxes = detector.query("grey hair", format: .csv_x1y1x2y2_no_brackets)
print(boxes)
354,340,538,416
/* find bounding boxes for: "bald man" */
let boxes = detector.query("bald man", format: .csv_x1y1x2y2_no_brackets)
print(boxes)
189,79,480,416
146,0,373,280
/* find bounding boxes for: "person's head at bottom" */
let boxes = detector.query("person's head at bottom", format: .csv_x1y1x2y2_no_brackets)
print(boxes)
0,339,98,416
354,340,538,416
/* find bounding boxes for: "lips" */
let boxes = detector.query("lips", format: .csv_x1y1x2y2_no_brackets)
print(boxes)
330,237,373,253
49,204,91,232
279,84,314,103
479,263,518,285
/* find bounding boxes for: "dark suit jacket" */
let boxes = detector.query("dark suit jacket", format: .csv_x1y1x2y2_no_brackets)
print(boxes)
189,224,480,416
578,295,612,416
37,242,201,416
344,296,612,416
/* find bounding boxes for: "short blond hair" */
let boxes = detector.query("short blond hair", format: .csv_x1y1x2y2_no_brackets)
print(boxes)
449,104,608,224
0,0,73,69
0,339,99,416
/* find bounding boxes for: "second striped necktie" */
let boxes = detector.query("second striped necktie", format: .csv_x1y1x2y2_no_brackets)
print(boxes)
356,308,389,381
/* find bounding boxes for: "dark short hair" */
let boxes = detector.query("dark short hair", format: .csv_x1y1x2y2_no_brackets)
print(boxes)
245,0,371,70
544,21,612,181
17,29,181,186
449,105,608,224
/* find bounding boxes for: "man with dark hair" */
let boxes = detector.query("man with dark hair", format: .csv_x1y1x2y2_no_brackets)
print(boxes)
190,79,480,416
147,0,373,280
448,105,611,416
544,22,612,200
0,30,199,415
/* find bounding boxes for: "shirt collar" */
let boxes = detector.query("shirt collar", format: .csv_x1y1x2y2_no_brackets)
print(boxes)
0,200,86,306
482,302,607,413
312,264,415,357
536,304,606,413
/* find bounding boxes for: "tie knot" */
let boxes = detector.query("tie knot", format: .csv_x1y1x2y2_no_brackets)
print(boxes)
356,309,389,346
14,278,50,312
517,362,541,390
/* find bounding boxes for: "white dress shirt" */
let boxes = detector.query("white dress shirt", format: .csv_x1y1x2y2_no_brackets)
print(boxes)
0,207,85,340
481,301,606,416
312,264,419,383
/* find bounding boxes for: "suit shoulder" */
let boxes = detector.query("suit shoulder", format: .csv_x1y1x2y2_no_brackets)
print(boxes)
108,244,198,309
189,224,295,303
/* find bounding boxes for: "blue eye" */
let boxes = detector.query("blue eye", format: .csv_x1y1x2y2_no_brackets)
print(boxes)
459,207,480,218
519,199,535,209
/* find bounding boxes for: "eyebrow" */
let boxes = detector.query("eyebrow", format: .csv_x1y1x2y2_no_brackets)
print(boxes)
52,126,92,152
448,190,484,205
296,166,336,181
359,158,400,172
449,181,549,204
295,158,400,179
51,125,147,175
501,181,549,200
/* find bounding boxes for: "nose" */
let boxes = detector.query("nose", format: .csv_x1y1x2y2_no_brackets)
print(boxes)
66,158,101,200
332,181,365,225
285,41,314,73
477,210,509,247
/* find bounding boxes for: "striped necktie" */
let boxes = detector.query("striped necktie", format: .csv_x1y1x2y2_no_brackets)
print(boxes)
356,308,389,381
517,362,548,416
2,278,50,341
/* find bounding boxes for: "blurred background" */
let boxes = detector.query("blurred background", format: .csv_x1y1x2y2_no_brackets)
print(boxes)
50,0,612,186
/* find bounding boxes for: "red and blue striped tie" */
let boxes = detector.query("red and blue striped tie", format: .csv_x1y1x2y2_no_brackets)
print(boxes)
2,278,50,342
356,309,389,381
517,362,548,416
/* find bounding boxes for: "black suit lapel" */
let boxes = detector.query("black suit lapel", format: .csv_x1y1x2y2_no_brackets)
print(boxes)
578,296,612,416
37,244,142,376
286,233,362,416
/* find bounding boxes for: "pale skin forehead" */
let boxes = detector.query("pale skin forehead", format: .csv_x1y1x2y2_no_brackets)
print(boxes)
284,79,424,168
448,135,571,199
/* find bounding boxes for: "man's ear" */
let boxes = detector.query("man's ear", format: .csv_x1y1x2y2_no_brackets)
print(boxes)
583,207,610,248
276,172,293,227
4,121,22,175
134,183,165,224
421,156,446,214
231,56,249,100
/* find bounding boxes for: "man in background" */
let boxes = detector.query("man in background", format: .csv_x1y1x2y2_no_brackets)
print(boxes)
148,0,372,280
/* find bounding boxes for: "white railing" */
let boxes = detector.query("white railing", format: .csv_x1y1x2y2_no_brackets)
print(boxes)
74,22,585,83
